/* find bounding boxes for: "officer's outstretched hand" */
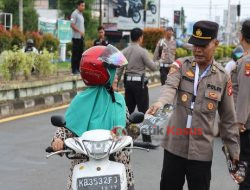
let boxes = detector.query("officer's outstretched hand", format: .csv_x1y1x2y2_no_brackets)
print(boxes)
146,101,163,115
238,123,246,133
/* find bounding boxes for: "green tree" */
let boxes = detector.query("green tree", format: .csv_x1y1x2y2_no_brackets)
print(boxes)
2,0,38,32
0,0,4,10
58,0,98,40
23,6,38,31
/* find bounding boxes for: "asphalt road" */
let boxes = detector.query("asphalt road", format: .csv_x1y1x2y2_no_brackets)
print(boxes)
0,86,238,190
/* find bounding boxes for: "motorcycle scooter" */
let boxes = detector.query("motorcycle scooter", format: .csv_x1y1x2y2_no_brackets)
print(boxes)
46,112,147,190
114,0,142,23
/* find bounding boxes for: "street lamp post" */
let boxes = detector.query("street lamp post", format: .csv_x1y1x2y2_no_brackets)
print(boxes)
144,0,147,29
99,0,103,26
226,0,231,45
19,0,23,31
209,0,212,20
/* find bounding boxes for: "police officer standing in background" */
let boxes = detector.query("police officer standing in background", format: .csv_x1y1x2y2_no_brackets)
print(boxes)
116,28,159,114
93,26,109,46
231,20,250,190
147,21,240,190
153,27,176,85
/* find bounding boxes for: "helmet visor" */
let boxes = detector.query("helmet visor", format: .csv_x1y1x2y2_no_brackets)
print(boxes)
98,44,128,68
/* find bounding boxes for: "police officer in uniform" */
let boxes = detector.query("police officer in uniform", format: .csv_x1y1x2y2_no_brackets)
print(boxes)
93,26,109,46
153,27,176,85
116,28,159,114
231,20,250,190
147,21,240,190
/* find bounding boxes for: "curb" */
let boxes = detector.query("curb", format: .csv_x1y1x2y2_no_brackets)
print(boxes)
0,74,161,119
0,91,77,119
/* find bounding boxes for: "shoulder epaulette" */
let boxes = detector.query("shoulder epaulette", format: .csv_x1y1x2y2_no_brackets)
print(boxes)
213,61,225,73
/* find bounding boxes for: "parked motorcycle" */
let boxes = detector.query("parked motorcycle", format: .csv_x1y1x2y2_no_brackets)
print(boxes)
114,0,142,23
46,112,147,190
147,0,157,14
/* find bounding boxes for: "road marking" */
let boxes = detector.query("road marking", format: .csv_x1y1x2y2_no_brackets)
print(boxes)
0,83,161,123
0,105,69,123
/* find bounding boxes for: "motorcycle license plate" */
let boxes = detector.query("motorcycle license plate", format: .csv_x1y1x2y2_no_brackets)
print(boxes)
77,175,121,190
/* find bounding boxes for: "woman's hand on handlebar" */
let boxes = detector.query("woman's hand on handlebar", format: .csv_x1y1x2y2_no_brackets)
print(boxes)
52,138,64,151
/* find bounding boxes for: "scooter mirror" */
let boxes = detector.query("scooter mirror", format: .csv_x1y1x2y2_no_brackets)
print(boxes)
129,112,144,124
51,115,66,127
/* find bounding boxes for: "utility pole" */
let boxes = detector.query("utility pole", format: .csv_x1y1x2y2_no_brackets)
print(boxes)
237,1,241,33
209,0,212,20
226,0,231,45
19,0,23,31
99,0,103,26
144,0,147,29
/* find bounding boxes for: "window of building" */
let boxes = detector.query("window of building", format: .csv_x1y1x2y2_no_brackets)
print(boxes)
49,0,57,9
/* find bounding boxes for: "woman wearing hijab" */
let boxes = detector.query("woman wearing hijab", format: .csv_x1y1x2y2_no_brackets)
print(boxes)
51,45,135,190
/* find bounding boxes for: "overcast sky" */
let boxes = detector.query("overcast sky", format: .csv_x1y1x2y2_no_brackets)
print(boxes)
160,0,250,25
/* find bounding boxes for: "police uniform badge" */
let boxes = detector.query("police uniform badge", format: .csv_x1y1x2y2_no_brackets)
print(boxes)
207,102,214,110
208,92,218,100
195,28,203,37
186,70,195,78
181,94,188,102
245,63,250,76
169,65,178,74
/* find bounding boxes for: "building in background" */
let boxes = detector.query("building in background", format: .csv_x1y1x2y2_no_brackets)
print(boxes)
35,0,59,20
223,5,239,45
92,0,160,45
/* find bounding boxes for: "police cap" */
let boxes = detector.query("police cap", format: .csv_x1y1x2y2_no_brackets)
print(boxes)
188,20,219,46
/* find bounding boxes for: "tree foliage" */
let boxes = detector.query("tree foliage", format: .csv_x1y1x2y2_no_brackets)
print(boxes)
2,0,38,32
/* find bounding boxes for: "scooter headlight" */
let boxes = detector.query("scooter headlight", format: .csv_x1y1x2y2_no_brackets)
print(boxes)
83,140,113,159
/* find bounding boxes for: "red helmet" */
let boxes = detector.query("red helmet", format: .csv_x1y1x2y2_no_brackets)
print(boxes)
80,45,127,86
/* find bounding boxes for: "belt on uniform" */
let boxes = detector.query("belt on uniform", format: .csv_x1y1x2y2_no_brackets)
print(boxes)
160,63,171,68
126,76,142,81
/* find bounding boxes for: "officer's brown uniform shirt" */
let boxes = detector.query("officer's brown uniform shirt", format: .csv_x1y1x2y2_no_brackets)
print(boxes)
231,54,250,129
157,57,239,161
153,38,176,64
116,43,159,80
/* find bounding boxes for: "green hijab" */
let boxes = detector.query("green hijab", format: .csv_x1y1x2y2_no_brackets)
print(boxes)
65,68,126,137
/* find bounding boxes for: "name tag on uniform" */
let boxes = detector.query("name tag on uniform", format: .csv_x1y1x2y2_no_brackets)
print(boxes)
186,115,192,128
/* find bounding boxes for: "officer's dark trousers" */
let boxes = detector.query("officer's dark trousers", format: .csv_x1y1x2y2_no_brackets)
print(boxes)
125,81,149,114
160,67,170,85
71,38,84,74
161,150,212,190
239,130,250,190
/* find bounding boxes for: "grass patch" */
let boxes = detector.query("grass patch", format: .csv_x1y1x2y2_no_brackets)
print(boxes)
56,62,71,70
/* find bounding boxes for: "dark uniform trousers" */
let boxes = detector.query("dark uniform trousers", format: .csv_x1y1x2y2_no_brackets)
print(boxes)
125,81,149,114
160,67,171,85
239,130,250,190
160,150,212,190
71,37,85,73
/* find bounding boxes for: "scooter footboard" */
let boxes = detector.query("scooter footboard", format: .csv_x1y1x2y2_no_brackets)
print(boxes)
72,160,127,190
